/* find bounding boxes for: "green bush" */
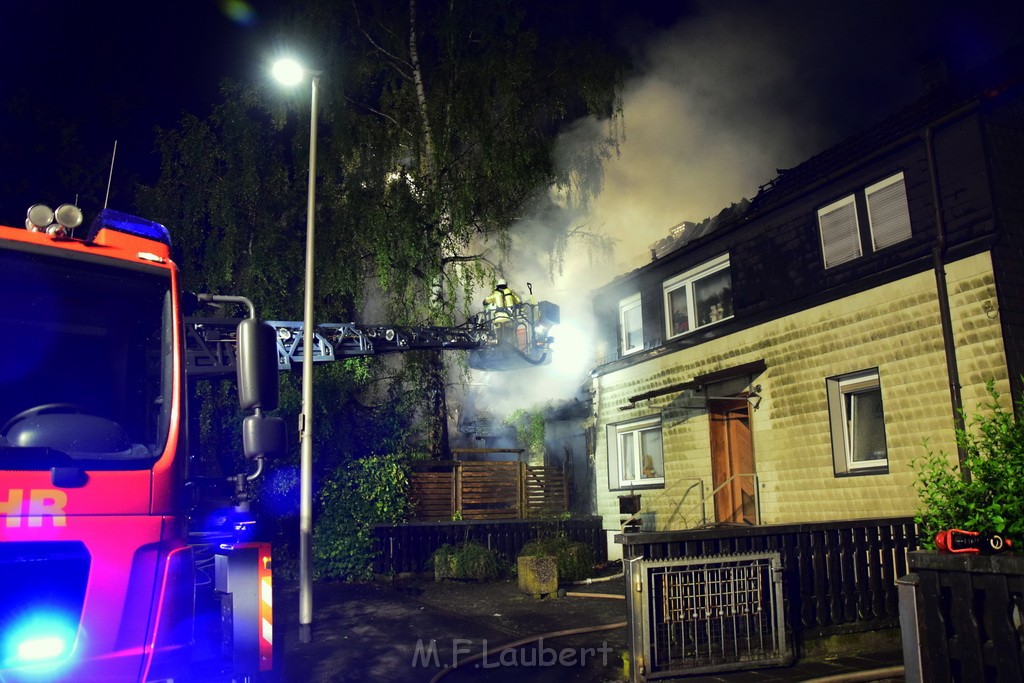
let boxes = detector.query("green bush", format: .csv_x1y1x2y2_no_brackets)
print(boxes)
432,542,501,581
314,453,410,581
913,381,1024,549
519,535,595,582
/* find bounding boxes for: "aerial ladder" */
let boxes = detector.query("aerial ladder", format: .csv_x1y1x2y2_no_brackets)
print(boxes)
184,297,560,376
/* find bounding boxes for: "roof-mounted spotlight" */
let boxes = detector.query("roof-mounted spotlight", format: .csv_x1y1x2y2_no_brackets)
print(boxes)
54,204,83,230
26,204,54,232
24,203,85,237
46,204,84,237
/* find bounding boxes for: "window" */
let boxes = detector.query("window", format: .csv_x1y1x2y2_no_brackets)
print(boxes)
607,417,664,489
619,294,643,356
827,369,888,475
866,172,912,250
817,195,861,268
817,172,913,269
663,254,732,339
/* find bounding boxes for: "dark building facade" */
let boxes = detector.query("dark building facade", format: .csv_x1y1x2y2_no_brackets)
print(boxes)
587,46,1024,554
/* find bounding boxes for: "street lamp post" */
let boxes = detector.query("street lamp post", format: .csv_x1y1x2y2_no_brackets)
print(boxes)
272,57,320,644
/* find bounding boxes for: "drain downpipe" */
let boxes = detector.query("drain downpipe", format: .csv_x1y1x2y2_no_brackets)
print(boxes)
924,123,968,477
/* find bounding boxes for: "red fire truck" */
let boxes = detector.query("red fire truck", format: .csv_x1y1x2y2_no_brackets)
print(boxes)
0,205,284,681
0,204,558,682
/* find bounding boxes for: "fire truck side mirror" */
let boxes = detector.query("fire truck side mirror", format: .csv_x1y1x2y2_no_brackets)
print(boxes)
243,414,286,459
237,318,280,412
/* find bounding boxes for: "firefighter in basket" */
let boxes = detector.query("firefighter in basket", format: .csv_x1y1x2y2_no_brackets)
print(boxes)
482,279,522,347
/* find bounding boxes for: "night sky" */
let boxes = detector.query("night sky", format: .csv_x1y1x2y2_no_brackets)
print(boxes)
2,1,1024,259
1,0,283,220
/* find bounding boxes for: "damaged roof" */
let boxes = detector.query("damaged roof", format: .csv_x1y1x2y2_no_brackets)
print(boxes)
644,41,1024,265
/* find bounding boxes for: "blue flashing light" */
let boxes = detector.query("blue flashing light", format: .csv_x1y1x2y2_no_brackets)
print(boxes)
19,636,66,662
86,208,172,249
3,612,78,669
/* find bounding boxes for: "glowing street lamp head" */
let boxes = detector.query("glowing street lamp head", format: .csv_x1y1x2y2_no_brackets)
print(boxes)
272,58,306,86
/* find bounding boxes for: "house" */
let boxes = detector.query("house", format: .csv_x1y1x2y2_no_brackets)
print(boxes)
589,46,1024,558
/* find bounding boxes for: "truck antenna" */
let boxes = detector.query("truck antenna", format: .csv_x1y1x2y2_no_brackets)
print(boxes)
104,140,118,209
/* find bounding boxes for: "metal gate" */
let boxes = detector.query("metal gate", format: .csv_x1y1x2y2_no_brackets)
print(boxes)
632,552,791,679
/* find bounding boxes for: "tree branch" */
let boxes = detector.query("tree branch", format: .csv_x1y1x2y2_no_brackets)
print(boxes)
441,252,495,267
346,95,408,133
351,0,414,80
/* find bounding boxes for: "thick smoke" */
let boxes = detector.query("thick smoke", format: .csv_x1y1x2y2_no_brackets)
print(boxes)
456,0,1024,437
566,1,937,273
561,0,1024,274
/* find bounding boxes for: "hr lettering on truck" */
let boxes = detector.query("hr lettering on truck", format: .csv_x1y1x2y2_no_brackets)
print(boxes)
0,489,68,527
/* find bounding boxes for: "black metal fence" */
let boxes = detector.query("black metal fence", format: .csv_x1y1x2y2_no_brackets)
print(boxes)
618,517,918,646
371,516,606,574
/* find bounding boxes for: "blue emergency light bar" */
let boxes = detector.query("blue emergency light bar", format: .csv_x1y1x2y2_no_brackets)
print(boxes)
86,209,172,249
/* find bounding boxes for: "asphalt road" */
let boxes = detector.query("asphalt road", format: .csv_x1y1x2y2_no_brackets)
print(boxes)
269,574,904,683
273,576,630,683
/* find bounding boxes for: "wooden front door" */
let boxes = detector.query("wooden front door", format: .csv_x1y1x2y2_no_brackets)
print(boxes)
709,398,757,524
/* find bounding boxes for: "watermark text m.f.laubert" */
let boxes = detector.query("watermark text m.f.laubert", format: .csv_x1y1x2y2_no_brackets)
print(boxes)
412,638,613,669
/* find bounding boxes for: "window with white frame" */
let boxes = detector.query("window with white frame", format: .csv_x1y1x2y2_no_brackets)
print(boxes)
817,172,913,269
607,417,664,489
826,369,888,475
619,294,643,356
817,195,861,268
663,254,732,339
866,172,912,251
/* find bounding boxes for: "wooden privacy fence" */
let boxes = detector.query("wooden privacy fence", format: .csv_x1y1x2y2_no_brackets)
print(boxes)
409,460,567,520
618,517,919,641
372,516,606,574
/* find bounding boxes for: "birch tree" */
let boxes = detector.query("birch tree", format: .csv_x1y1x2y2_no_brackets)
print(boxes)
318,0,626,455
141,0,626,459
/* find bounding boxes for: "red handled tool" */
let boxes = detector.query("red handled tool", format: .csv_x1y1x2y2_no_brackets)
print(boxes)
935,528,1014,554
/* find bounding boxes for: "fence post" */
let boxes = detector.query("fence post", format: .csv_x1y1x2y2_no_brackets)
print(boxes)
454,462,462,519
623,546,645,683
562,466,569,514
518,461,526,519
897,572,923,683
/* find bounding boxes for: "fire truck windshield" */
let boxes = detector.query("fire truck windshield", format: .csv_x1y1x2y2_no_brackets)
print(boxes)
0,246,173,469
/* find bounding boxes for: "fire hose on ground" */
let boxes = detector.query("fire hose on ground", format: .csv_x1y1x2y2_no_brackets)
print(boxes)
799,666,906,683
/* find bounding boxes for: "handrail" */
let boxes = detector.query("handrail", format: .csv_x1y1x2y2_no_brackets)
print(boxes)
618,473,762,534
619,478,705,533
693,473,760,525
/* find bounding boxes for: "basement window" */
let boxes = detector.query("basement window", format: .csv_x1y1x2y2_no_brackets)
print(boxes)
607,416,664,490
663,254,733,339
827,369,889,475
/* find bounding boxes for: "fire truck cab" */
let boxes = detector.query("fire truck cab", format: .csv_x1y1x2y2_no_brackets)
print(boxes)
0,206,283,682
